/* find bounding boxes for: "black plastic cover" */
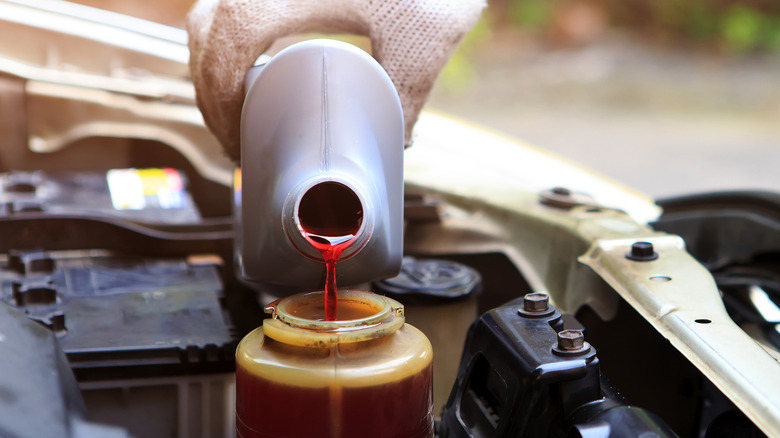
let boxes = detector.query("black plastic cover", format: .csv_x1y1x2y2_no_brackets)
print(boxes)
0,303,129,438
1,251,236,381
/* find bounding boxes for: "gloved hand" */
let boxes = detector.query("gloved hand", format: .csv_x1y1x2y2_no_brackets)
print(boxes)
187,0,485,161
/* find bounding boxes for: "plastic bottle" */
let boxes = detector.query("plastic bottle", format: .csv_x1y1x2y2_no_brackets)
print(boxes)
235,289,434,438
235,39,404,291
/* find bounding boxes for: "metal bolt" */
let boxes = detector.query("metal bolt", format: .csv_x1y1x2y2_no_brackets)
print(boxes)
631,242,654,258
539,187,594,209
523,293,549,312
518,292,554,317
626,241,659,262
557,329,585,351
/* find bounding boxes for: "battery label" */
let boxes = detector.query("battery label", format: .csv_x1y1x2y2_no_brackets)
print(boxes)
107,168,185,211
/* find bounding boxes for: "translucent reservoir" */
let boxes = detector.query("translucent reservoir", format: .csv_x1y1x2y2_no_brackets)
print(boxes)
236,290,434,438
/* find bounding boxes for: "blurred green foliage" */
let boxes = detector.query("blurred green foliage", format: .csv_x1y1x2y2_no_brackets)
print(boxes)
439,0,779,93
439,14,493,92
492,0,780,54
509,0,554,30
722,6,765,52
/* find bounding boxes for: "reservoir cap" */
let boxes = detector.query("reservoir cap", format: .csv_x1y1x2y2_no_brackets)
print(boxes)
374,257,482,305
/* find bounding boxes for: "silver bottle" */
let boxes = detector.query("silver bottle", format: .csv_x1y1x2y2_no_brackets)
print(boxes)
235,39,404,290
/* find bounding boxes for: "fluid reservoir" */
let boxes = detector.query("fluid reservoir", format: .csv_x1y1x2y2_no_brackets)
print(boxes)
236,289,433,438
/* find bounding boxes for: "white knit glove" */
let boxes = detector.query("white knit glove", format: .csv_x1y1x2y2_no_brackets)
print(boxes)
187,0,485,161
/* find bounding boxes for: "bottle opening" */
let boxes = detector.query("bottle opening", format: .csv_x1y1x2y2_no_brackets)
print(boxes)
298,182,363,238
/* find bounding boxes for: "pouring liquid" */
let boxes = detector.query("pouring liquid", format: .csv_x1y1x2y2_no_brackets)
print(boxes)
303,233,353,321
297,181,363,321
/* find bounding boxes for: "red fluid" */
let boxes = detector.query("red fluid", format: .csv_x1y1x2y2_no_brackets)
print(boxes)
298,181,363,321
236,360,433,438
303,233,354,321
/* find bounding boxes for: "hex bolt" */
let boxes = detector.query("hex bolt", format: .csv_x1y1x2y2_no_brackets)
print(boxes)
518,292,554,317
626,241,659,262
631,242,654,258
523,293,549,312
540,187,594,209
557,329,585,351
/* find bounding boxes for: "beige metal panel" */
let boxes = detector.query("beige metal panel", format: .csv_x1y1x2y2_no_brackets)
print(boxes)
23,80,231,186
0,0,188,77
405,112,662,321
0,0,232,185
581,237,780,437
0,74,27,168
407,111,661,224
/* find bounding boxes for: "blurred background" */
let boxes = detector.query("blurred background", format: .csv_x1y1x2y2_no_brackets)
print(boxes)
72,0,780,199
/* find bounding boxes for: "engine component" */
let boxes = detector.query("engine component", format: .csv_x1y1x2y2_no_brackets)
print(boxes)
439,293,676,437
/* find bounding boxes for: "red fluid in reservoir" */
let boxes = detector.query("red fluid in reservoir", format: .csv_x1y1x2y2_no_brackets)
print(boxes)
236,360,433,438
298,182,363,321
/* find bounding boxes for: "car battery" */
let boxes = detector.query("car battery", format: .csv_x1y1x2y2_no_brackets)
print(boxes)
0,250,237,438
0,169,202,224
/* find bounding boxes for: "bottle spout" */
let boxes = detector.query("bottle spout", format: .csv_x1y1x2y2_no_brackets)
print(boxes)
297,181,363,249
283,177,374,263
